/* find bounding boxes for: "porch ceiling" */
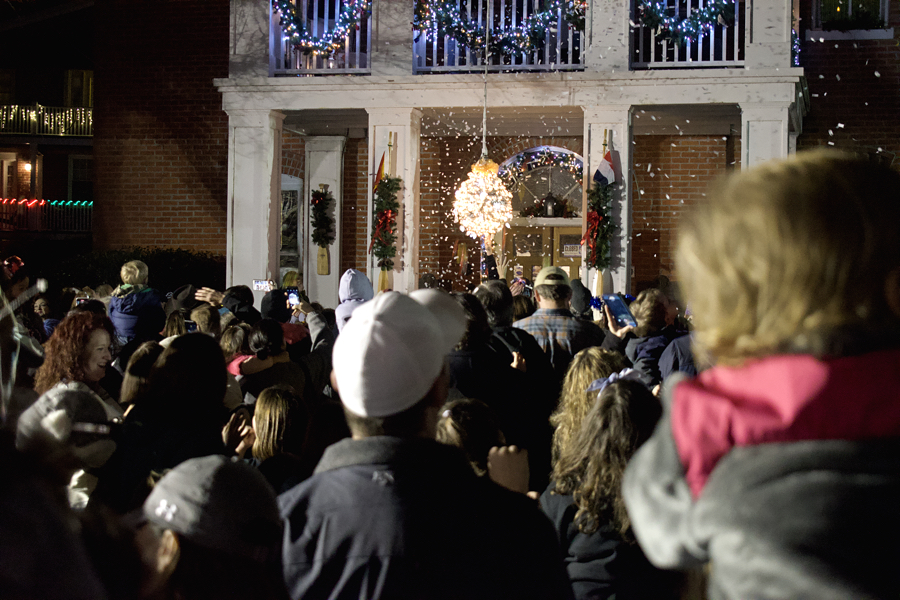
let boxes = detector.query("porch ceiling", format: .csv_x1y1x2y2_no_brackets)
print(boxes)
280,104,742,139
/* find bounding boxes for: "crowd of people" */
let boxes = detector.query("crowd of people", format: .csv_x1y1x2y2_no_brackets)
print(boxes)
2,149,899,600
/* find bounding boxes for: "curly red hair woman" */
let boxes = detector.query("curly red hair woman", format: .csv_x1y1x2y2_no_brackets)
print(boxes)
34,311,122,416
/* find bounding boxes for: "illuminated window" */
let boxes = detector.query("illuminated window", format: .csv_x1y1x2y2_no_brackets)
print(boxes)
815,0,888,30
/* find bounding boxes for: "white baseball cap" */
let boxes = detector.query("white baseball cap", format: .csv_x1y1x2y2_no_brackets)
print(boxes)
333,290,466,418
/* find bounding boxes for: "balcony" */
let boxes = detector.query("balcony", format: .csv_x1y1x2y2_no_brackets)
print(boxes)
268,0,752,76
0,105,93,137
630,0,744,69
0,199,93,233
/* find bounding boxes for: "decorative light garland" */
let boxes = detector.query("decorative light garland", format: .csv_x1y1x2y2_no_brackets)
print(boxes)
275,0,371,56
638,0,734,46
414,0,586,57
580,182,617,271
0,199,93,207
498,147,583,189
370,176,401,271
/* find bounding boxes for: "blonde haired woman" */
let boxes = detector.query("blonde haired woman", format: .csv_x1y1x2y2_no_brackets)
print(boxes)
624,150,900,599
550,347,625,462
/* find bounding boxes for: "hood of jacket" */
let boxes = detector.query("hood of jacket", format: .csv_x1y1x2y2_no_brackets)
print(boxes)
671,348,900,498
338,269,374,304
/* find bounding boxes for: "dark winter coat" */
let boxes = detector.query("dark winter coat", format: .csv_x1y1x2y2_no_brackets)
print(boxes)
108,285,165,344
279,436,575,600
540,485,679,600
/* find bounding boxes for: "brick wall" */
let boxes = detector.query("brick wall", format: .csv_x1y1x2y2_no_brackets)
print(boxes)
631,134,737,293
797,0,900,158
341,138,368,274
93,0,229,254
282,129,305,179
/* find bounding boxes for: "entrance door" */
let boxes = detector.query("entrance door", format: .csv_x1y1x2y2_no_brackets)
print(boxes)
504,219,582,282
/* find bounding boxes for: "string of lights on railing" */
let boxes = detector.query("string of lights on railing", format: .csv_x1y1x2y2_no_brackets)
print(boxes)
637,0,734,46
0,199,94,207
414,0,587,57
274,0,371,57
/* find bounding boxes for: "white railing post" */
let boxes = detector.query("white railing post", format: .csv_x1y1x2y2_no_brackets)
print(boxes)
585,0,630,71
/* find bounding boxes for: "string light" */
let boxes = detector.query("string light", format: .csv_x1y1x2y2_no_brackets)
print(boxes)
274,0,371,57
414,0,586,57
0,198,93,207
638,0,734,46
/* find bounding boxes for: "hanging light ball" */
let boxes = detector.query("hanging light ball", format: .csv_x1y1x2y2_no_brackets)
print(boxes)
453,157,513,239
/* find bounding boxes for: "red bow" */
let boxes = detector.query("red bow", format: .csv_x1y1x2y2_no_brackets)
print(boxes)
369,209,396,254
580,210,603,263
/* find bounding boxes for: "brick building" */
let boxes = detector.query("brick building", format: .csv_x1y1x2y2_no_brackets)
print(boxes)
214,0,803,306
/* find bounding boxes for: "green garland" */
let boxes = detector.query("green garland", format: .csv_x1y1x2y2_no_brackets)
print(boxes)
638,0,734,46
582,183,617,271
311,188,335,247
275,0,371,56
370,177,402,271
414,0,586,58
498,147,583,189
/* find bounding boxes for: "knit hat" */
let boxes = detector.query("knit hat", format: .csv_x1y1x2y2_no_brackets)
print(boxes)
570,278,592,317
332,290,466,418
143,455,282,563
534,266,571,288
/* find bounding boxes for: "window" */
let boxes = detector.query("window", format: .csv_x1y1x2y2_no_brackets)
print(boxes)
69,156,93,202
813,0,889,30
65,70,93,108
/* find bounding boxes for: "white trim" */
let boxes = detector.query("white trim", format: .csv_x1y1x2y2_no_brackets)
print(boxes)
805,28,894,40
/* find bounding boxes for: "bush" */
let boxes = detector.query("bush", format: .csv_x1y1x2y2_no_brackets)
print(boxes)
35,247,226,294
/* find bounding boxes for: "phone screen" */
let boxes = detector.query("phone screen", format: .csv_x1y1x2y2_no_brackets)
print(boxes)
184,320,198,333
286,287,300,307
601,294,638,329
252,279,274,292
75,297,90,306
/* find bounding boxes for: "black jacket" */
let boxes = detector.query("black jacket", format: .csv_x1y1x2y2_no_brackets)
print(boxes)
279,436,574,600
540,485,679,600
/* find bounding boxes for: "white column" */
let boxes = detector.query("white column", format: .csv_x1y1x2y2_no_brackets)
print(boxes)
583,106,633,295
740,103,790,168
370,1,414,76
744,0,792,68
583,0,630,72
366,108,423,293
304,136,347,309
226,109,284,306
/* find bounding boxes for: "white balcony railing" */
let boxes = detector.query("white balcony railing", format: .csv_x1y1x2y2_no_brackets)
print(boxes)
271,0,371,76
413,0,584,74
0,199,93,232
0,105,93,137
630,0,744,68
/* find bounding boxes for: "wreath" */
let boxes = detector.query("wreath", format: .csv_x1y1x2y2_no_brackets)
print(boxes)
311,187,335,248
580,182,617,271
638,0,734,46
369,176,402,270
275,0,372,56
414,0,587,58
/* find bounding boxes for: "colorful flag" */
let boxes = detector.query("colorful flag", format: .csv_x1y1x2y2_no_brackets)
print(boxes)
373,152,385,189
593,150,616,187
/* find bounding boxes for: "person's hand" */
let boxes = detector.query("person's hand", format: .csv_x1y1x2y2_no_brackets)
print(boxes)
291,300,315,317
488,445,530,494
510,351,527,373
222,411,255,458
604,304,635,339
509,280,525,297
196,287,225,306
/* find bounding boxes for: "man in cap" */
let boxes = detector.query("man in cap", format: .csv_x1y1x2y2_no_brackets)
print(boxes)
279,290,573,600
513,266,605,382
